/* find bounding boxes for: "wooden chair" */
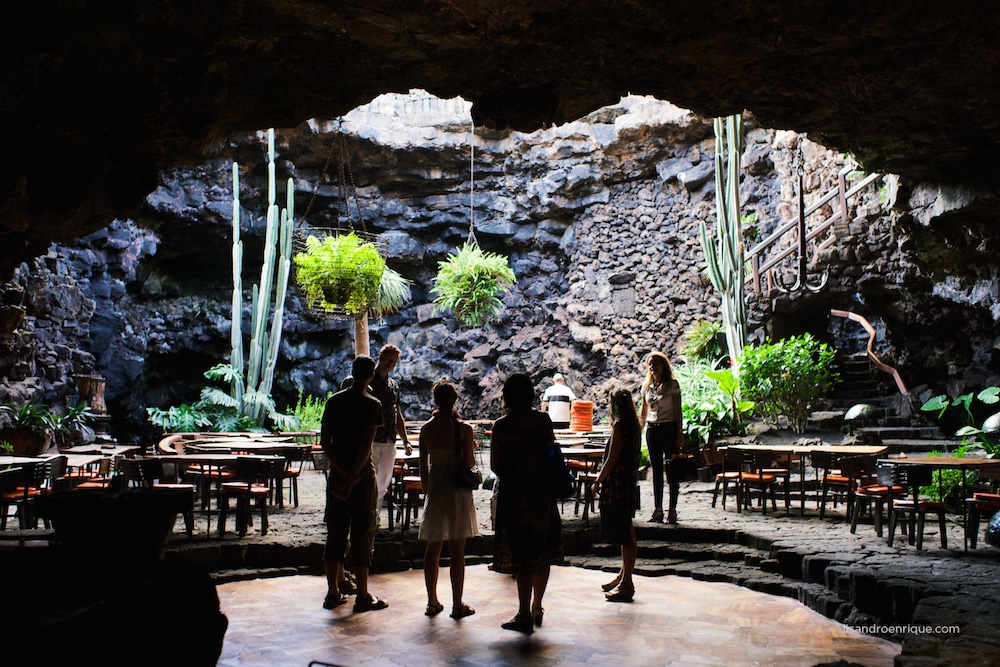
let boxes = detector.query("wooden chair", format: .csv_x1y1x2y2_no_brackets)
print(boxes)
966,492,1000,549
887,465,948,550
0,460,53,529
701,446,742,509
73,457,114,489
726,449,778,514
398,475,424,532
813,453,875,520
217,457,279,537
269,444,309,508
850,461,904,537
139,458,196,537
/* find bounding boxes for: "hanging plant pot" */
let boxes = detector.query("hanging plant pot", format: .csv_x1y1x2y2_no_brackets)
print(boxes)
293,232,386,316
431,241,516,327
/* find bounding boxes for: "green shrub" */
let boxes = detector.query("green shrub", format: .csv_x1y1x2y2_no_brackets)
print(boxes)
674,359,730,447
431,242,516,327
918,446,978,513
921,386,1000,458
680,320,726,362
739,333,839,433
288,389,332,431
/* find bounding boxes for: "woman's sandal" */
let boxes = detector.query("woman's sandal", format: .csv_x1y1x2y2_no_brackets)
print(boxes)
605,585,635,603
450,604,476,619
601,575,622,593
649,508,664,523
501,612,535,633
425,602,445,616
532,607,544,627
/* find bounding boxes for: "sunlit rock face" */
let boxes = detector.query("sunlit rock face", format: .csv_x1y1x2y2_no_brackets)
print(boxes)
3,1,1000,277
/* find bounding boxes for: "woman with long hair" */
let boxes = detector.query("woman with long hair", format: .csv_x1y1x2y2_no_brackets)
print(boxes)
594,388,642,602
639,352,685,524
491,372,564,633
418,380,478,619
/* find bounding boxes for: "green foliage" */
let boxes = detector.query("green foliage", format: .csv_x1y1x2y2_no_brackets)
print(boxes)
146,364,300,434
146,404,212,433
0,402,59,431
288,389,332,431
918,446,979,513
739,333,839,433
0,440,12,454
920,386,1000,457
294,233,386,316
674,359,746,447
704,367,755,435
432,242,516,327
370,267,412,319
680,320,726,362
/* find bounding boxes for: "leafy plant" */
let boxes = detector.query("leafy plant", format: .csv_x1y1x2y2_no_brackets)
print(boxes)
0,440,13,455
432,242,516,327
0,402,59,431
680,320,726,362
739,333,839,433
287,389,332,431
918,446,978,513
674,359,730,447
294,232,386,316
920,386,1000,457
146,364,300,434
370,267,412,319
53,404,96,445
704,367,755,435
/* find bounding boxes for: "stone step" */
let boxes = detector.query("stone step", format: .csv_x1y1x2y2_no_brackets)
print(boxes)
856,425,946,440
881,439,966,455
592,539,756,563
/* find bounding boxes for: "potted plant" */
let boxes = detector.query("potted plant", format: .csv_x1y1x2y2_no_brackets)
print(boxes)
293,232,386,316
54,403,96,447
0,402,58,455
431,241,516,327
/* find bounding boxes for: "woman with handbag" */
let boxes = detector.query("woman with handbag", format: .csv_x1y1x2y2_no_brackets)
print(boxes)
593,389,642,602
418,380,478,619
491,372,564,633
640,351,685,524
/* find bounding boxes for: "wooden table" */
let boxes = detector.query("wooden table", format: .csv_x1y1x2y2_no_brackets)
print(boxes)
727,443,888,515
879,456,1000,550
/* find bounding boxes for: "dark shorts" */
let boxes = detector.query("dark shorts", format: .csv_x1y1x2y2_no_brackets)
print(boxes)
323,473,378,568
599,505,635,545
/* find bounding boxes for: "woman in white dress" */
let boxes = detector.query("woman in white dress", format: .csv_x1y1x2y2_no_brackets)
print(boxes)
418,380,479,618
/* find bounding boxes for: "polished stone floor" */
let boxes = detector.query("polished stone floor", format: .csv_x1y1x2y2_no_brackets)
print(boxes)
217,564,899,667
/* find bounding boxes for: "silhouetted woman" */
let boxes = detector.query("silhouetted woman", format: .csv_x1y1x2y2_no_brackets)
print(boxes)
640,351,685,524
418,380,478,619
491,372,564,633
594,388,641,602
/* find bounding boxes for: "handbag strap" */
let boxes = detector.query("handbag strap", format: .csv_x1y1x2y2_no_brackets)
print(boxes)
453,417,464,460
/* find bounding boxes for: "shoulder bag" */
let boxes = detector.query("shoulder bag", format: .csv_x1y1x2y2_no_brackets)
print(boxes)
452,420,482,489
546,440,576,499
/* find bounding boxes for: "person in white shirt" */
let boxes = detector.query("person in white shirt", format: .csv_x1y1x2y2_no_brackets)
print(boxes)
540,373,577,429
639,352,684,525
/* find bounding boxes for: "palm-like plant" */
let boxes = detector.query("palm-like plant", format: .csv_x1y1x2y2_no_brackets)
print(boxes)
432,242,516,327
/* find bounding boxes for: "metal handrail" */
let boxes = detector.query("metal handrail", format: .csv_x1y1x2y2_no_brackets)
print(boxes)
746,169,882,291
830,309,908,395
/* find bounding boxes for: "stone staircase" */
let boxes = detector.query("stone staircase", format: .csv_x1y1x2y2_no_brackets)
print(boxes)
810,352,966,455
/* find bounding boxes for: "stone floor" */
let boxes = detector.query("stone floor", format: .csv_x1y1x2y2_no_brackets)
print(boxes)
216,565,899,667
152,432,1000,667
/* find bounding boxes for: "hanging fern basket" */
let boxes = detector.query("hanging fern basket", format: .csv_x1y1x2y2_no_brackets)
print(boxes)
431,241,516,327
292,228,387,319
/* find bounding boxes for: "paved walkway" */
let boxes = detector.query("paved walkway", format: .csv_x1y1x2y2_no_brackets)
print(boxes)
160,442,1000,667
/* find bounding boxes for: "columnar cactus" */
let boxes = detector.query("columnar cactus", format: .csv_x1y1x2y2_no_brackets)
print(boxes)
231,128,293,421
699,114,747,368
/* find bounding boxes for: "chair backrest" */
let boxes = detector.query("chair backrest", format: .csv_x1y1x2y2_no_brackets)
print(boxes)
233,457,275,485
139,457,168,484
121,458,146,486
809,450,837,471
874,461,895,486
746,450,775,472
889,464,934,498
46,455,67,490
701,446,724,467
835,455,874,478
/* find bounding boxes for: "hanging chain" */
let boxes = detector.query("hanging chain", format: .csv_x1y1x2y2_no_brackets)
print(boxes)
301,120,366,234
467,119,478,247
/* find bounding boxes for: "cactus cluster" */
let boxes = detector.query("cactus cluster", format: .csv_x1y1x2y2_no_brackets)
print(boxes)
231,128,294,422
699,114,747,368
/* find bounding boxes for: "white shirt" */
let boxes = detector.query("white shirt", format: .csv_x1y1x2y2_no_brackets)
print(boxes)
543,383,577,423
644,379,680,423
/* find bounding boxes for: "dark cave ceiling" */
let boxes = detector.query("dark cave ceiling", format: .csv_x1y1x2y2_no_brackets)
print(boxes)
3,0,999,277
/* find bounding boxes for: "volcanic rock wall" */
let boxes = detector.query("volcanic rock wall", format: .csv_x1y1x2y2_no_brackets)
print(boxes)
3,92,997,444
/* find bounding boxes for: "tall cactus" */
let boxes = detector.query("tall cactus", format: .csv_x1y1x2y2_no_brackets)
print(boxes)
231,128,294,422
699,114,747,369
